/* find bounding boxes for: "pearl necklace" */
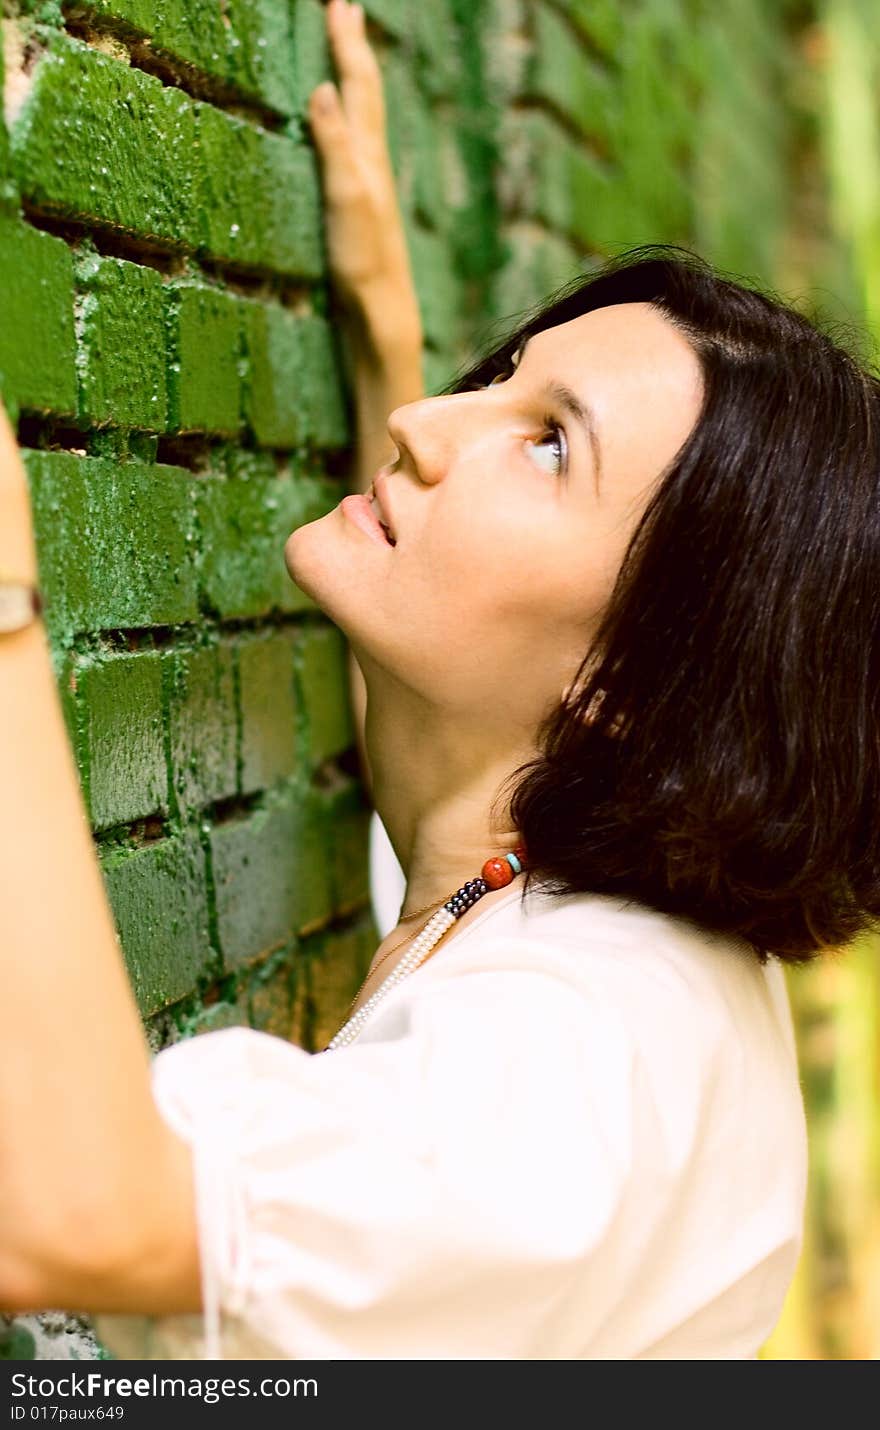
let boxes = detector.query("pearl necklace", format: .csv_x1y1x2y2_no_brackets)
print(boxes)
323,843,528,1051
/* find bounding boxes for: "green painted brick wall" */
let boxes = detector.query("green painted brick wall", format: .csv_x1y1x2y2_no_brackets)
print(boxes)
0,0,804,1362
75,251,169,429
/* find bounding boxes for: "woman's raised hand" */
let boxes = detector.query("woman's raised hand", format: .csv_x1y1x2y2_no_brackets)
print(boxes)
309,0,422,350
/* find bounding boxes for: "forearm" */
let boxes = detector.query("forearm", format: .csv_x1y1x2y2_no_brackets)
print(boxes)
0,498,180,1287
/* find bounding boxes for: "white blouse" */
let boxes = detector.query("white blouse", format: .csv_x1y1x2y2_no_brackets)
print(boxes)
95,817,807,1360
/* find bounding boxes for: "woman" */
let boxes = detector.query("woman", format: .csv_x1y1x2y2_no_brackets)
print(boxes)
1,1,878,1359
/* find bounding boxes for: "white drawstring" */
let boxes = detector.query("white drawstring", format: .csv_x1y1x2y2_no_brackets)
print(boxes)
194,1109,254,1360
193,1129,223,1360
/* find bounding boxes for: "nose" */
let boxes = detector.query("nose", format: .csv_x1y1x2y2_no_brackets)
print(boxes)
385,391,476,487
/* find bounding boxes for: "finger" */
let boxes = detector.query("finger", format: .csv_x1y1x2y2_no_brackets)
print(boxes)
308,83,365,204
328,3,385,121
325,1,388,159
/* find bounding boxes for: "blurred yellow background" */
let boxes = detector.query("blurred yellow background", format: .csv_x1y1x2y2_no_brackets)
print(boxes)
763,3,880,1358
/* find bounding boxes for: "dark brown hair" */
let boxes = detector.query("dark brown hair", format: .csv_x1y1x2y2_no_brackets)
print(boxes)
439,245,880,964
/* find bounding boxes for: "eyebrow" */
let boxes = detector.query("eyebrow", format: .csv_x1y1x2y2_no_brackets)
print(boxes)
516,337,603,493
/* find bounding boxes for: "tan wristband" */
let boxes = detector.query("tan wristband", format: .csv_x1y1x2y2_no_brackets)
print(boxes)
0,569,44,635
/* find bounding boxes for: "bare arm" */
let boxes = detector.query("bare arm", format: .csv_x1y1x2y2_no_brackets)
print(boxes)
0,1,419,1314
310,2,426,803
0,403,200,1314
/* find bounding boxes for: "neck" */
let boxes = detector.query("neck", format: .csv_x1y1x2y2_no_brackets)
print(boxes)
359,658,538,918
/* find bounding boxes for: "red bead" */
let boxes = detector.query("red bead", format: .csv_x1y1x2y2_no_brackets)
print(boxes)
482,856,514,889
513,842,528,865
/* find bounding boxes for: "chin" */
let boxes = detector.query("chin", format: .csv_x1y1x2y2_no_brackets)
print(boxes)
283,521,356,631
283,523,309,583
284,523,330,601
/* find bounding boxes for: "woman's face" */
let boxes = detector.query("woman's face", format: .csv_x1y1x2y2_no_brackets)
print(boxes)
285,301,703,727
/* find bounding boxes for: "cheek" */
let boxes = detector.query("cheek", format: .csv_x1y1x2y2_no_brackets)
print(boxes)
410,504,610,659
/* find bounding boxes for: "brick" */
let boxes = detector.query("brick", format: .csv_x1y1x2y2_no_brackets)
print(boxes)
297,314,350,449
381,46,464,237
525,5,617,148
10,31,320,275
518,109,624,251
69,1,228,78
608,19,696,245
323,777,372,916
195,467,283,621
289,949,311,1048
411,91,448,232
277,469,366,614
244,303,351,451
209,784,333,970
24,452,199,642
128,431,160,461
101,830,213,1016
61,648,167,830
75,251,168,429
260,134,329,277
12,29,319,275
406,219,461,351
414,0,461,100
245,308,349,451
11,32,201,249
196,103,323,277
225,0,296,117
304,914,376,1054
0,27,6,169
380,48,418,212
166,284,242,435
173,997,251,1040
237,628,298,795
293,623,354,770
195,103,275,265
71,1,300,118
0,1321,36,1360
363,0,410,41
552,0,624,59
197,465,340,620
290,0,333,137
0,215,76,415
270,469,311,613
163,638,238,815
495,222,584,320
246,951,298,1039
271,469,339,615
0,23,16,213
242,300,308,448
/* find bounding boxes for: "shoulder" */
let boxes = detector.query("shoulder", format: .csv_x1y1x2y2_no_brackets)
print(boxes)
410,885,800,1106
428,883,765,1023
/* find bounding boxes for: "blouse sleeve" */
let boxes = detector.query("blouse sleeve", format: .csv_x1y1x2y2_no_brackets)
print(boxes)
96,963,643,1360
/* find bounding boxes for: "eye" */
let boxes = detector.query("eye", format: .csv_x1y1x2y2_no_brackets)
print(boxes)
525,418,567,479
479,353,568,479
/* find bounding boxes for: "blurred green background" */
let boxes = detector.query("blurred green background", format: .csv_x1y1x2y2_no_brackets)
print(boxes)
704,0,880,1362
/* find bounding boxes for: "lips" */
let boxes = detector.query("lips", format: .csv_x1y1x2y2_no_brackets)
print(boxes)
339,493,395,548
370,473,397,545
